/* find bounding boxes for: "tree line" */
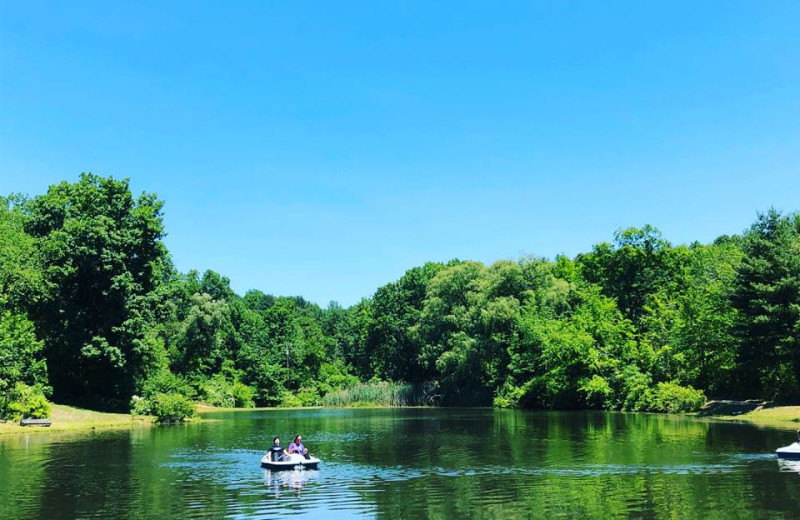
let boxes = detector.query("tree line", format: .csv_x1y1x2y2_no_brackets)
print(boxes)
1,173,799,419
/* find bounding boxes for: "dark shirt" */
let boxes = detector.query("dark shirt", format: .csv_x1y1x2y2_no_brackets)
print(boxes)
268,446,285,461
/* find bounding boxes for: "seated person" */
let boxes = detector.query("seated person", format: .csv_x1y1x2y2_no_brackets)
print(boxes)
268,436,288,461
288,434,310,459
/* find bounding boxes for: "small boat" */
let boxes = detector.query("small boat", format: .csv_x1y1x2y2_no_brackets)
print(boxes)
260,452,321,470
775,442,800,459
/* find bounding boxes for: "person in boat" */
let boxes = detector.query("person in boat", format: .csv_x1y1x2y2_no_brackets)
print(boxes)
796,429,800,444
268,436,288,462
288,434,310,459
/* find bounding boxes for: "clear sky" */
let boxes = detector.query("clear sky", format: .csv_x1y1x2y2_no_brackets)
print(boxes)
2,1,799,307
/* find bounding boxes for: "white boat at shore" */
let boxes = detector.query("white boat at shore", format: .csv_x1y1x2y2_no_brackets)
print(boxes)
775,442,800,459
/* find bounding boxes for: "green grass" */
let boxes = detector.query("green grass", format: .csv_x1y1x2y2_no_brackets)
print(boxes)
706,404,800,431
0,404,153,435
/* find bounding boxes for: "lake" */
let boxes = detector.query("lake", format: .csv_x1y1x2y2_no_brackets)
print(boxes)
1,408,798,519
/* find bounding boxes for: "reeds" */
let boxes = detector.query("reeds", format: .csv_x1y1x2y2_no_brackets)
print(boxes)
321,382,423,407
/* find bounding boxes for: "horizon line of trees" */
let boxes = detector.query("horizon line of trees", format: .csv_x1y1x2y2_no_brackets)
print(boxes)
2,173,799,420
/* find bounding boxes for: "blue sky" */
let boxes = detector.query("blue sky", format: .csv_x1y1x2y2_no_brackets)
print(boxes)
2,1,799,306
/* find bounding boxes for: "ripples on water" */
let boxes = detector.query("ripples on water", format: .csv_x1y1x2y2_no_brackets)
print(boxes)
154,447,790,519
2,410,800,519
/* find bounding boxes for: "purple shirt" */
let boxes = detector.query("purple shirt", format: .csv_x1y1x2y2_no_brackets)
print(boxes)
288,441,306,454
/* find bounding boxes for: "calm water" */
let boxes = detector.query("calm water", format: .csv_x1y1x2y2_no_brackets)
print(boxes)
1,408,799,519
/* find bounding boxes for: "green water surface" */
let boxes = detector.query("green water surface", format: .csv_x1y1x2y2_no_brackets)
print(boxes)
1,408,798,519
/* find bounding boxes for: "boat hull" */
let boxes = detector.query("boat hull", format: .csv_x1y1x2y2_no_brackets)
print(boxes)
260,453,321,470
775,442,800,459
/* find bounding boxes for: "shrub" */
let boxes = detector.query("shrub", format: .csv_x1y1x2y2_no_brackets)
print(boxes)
619,368,654,411
580,375,614,409
493,394,514,409
493,382,524,408
231,381,256,408
650,382,706,413
140,371,195,400
279,391,303,408
3,382,51,421
199,378,232,408
132,370,198,420
130,394,152,416
317,362,360,395
150,392,195,422
296,387,320,406
199,374,256,408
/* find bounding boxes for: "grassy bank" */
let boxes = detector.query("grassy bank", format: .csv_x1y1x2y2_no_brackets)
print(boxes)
713,407,800,429
0,404,153,435
702,400,800,430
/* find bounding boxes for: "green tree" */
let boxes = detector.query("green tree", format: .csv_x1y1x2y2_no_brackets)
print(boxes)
0,195,46,308
234,295,328,404
417,261,488,404
0,196,49,417
341,298,374,379
174,292,235,378
578,226,687,326
0,302,49,418
24,173,169,407
502,268,637,410
732,209,800,400
367,262,445,383
671,239,742,394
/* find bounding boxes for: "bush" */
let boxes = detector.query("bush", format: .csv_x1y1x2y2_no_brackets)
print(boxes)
131,370,199,420
650,382,706,413
150,392,195,422
140,371,195,400
579,375,613,409
619,368,654,411
231,381,256,408
130,394,152,416
493,382,524,408
279,391,303,408
2,382,51,421
198,374,256,408
493,393,516,409
317,362,360,395
296,387,320,406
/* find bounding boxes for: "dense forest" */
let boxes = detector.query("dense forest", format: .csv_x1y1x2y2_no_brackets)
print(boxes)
2,174,799,420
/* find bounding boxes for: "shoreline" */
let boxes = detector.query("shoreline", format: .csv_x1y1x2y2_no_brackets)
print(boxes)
0,402,299,436
195,403,316,413
701,403,800,431
0,404,154,436
4,401,799,437
195,403,433,413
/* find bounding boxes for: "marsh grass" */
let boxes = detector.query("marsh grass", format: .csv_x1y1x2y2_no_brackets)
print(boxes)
321,382,425,407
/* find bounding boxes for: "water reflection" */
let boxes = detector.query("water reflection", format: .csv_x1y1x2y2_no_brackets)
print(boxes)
2,409,800,519
777,458,800,474
264,469,318,496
